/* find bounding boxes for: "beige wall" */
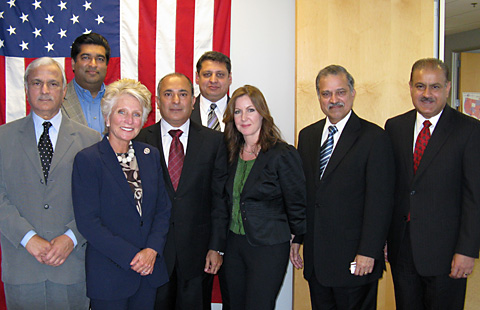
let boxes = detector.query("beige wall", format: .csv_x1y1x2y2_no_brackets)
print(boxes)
294,0,435,309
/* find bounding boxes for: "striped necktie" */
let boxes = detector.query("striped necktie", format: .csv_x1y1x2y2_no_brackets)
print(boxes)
207,103,220,131
319,125,338,179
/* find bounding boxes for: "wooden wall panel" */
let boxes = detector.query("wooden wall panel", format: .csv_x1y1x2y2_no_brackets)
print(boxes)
294,1,435,309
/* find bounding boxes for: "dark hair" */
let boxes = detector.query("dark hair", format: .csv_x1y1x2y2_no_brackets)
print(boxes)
410,58,449,83
223,85,284,163
196,51,231,74
315,65,355,97
157,73,194,95
71,33,111,64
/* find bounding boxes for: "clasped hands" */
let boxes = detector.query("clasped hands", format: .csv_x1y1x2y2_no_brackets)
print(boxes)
25,234,74,267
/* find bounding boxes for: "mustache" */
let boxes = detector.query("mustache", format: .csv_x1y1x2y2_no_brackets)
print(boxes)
38,95,54,101
421,97,434,103
328,102,345,109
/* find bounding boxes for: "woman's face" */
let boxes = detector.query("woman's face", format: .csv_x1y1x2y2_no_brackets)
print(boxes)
106,94,144,151
233,95,263,141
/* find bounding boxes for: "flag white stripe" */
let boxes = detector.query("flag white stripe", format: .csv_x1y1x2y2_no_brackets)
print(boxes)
155,0,177,122
120,0,140,80
193,0,214,96
6,57,26,123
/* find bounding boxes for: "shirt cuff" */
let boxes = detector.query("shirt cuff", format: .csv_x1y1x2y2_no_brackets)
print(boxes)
20,230,37,247
64,229,77,247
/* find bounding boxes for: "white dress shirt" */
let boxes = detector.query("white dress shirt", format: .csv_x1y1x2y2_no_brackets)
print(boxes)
199,94,228,131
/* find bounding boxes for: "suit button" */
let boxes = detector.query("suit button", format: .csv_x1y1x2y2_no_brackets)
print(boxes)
140,221,144,227
410,190,416,196
44,204,49,209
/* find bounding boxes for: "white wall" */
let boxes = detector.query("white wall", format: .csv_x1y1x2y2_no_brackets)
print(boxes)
212,1,296,310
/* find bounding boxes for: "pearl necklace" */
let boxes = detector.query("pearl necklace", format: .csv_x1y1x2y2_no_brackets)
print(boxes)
116,142,135,164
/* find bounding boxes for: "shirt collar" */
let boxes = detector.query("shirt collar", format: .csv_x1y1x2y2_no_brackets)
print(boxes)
161,118,190,137
73,78,106,99
32,110,62,133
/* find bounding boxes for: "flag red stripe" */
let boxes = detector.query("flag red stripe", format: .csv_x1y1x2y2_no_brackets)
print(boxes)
65,58,75,83
0,57,5,124
139,0,158,128
175,0,196,80
213,0,231,57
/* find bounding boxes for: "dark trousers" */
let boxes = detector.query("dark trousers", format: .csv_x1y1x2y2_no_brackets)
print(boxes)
155,263,212,310
308,272,378,310
90,277,156,310
223,232,289,310
390,225,467,310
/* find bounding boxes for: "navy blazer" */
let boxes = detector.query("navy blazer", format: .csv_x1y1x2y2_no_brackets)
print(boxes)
386,105,480,276
225,142,306,246
72,137,171,300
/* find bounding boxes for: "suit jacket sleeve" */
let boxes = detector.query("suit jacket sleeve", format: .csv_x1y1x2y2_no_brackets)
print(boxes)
456,123,480,257
277,145,307,236
207,135,229,252
358,131,395,259
72,149,140,270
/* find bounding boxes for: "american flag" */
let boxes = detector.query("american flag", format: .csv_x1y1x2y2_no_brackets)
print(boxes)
0,0,231,307
0,0,231,127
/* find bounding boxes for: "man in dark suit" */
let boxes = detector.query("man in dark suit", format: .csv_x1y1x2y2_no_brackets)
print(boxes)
135,73,229,310
291,65,395,310
61,33,110,135
0,57,100,309
192,51,232,131
385,58,480,310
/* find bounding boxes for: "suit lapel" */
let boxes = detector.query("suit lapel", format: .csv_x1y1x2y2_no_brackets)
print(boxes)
414,106,454,179
176,122,204,192
134,142,155,214
240,149,270,198
49,116,74,175
322,112,361,180
398,111,416,181
99,137,135,203
18,115,44,181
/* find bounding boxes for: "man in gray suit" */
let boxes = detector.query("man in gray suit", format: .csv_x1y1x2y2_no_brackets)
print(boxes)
62,33,110,135
0,57,100,309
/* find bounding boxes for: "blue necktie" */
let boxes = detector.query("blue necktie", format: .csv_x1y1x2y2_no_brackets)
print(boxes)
319,125,337,179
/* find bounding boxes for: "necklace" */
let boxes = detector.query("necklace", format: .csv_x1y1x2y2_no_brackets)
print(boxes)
116,141,135,164
242,145,260,157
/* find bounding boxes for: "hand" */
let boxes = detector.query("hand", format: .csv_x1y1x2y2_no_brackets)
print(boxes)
204,250,223,274
43,235,74,267
290,243,304,269
450,253,475,279
25,235,51,264
353,255,374,276
130,248,158,276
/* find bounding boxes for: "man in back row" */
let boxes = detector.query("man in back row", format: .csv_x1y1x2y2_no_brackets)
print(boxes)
62,33,111,135
192,51,232,132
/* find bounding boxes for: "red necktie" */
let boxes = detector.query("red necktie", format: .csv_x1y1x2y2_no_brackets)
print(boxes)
413,120,431,174
168,130,184,191
408,120,431,222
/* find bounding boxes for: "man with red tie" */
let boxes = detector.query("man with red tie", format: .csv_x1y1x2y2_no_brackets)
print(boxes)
385,58,480,310
135,73,228,310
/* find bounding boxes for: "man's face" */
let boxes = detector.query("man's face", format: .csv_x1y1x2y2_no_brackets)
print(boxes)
317,73,355,124
26,64,66,120
410,67,451,119
72,44,108,93
195,60,232,102
157,75,195,127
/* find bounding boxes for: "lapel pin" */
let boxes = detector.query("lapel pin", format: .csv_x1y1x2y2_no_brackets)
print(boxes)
144,148,150,154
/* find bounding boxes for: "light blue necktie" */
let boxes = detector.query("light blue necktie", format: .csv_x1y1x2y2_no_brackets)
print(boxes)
319,125,337,179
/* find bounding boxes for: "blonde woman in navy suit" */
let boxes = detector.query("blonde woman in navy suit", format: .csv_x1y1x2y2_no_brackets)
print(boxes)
222,85,306,310
73,79,171,309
